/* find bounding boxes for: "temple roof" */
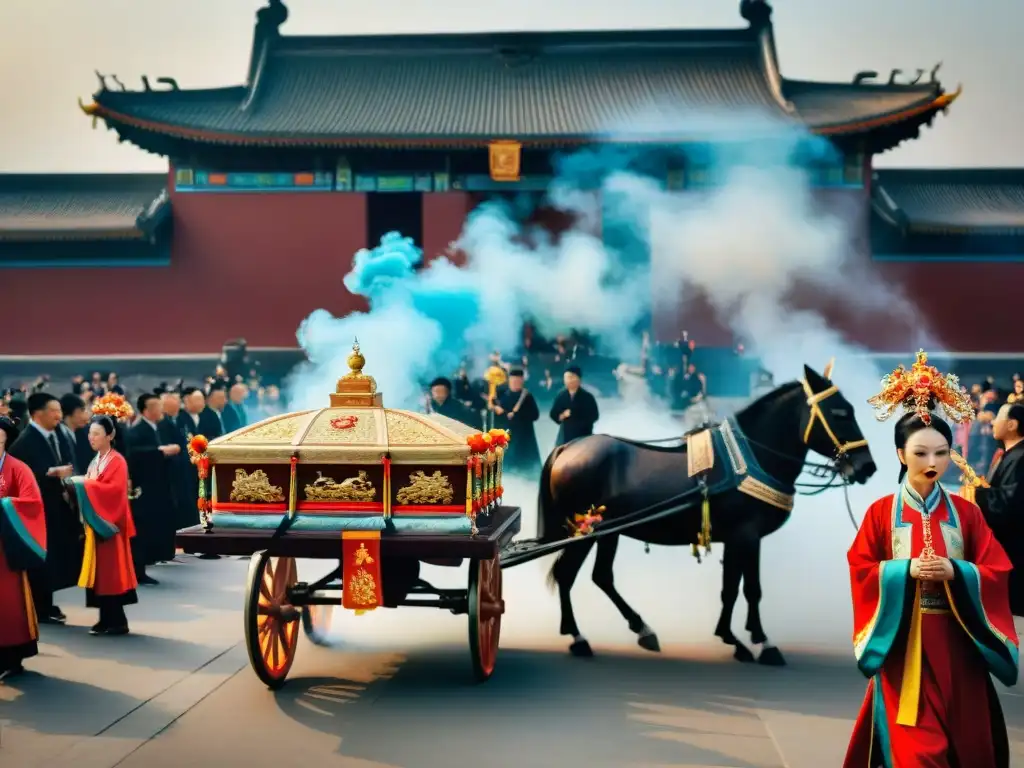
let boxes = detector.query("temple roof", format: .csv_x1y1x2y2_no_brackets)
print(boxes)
81,3,957,153
0,173,170,242
872,169,1024,234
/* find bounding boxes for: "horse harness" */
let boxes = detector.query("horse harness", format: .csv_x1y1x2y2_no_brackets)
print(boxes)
683,378,867,558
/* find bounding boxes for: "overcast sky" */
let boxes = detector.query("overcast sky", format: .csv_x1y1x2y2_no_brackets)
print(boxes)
0,0,1019,172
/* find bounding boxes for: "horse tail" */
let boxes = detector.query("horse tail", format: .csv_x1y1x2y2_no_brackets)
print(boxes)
538,446,571,593
546,555,560,593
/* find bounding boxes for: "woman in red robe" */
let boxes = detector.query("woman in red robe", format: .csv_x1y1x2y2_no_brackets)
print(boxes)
66,415,138,636
845,351,1018,767
0,415,46,679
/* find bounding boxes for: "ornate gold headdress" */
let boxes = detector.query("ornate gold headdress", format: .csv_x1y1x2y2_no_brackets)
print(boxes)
91,392,135,421
866,349,974,425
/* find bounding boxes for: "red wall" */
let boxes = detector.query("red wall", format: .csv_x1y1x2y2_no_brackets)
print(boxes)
1,182,368,356
422,192,471,266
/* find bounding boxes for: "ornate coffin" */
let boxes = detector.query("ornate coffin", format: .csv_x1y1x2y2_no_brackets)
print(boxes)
192,343,508,535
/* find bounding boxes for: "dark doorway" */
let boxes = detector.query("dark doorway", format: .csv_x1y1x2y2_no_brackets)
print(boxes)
366,192,423,249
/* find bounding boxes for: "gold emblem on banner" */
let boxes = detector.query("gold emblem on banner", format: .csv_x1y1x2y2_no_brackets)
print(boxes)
489,140,522,182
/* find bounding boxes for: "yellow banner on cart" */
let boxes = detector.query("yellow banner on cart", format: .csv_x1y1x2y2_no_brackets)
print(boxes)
342,530,383,613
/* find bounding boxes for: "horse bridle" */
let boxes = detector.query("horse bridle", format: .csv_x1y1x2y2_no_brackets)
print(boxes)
800,378,869,459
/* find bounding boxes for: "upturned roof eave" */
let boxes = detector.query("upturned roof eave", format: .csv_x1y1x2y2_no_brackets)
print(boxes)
82,96,960,150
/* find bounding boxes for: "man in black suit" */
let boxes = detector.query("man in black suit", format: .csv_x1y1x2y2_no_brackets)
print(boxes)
59,393,92,474
159,391,196,530
224,382,249,434
426,377,481,430
7,393,79,624
177,387,205,439
199,382,227,440
127,393,181,582
977,402,1024,615
549,366,600,447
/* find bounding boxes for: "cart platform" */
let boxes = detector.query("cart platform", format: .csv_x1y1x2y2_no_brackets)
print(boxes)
175,505,521,560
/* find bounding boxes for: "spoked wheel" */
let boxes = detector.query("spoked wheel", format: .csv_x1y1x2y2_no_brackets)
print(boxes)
301,605,336,647
244,552,300,689
467,554,504,682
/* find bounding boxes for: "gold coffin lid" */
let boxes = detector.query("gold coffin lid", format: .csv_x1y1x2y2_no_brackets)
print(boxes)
205,342,477,465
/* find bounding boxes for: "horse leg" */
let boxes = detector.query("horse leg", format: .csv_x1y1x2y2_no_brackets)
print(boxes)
714,539,755,663
740,537,786,667
591,535,659,652
552,540,596,657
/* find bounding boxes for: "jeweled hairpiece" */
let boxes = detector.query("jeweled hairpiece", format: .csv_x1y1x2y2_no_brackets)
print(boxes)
91,392,134,421
866,349,975,425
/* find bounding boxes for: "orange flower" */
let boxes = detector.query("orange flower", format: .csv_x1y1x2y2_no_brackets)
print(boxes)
488,429,509,447
189,435,209,455
467,433,489,454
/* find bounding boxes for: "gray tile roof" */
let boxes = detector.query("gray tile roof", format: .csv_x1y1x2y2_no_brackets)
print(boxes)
785,80,941,131
89,28,949,145
873,169,1024,232
0,174,169,240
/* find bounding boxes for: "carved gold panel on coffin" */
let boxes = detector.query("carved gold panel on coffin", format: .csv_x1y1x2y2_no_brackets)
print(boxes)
391,464,468,509
300,466,384,503
216,464,291,504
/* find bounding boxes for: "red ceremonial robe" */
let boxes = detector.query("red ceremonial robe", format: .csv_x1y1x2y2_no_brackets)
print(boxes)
844,483,1018,768
68,450,138,607
0,453,46,669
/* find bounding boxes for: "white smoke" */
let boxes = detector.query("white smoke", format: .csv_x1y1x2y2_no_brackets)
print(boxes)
291,114,939,656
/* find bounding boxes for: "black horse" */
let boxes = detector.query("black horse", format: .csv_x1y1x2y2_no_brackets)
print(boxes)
536,365,877,665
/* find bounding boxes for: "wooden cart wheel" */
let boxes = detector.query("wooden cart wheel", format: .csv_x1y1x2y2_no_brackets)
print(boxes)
467,555,504,682
244,552,300,690
301,605,336,647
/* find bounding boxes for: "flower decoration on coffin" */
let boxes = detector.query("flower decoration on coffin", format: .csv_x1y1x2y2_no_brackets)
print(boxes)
188,435,209,455
466,430,510,512
91,392,134,421
866,349,975,426
186,434,212,529
331,415,358,430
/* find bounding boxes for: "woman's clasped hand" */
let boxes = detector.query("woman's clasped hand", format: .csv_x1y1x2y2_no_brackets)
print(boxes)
909,554,955,582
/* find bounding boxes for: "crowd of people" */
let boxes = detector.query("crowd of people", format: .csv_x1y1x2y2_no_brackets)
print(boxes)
957,374,1024,478
0,365,294,679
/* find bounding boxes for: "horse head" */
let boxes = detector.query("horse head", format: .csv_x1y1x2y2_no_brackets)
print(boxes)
800,364,876,485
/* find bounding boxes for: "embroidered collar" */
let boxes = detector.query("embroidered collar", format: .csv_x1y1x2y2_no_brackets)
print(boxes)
901,480,942,516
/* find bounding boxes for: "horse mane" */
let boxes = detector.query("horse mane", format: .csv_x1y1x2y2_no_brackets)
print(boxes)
735,380,803,420
605,380,805,453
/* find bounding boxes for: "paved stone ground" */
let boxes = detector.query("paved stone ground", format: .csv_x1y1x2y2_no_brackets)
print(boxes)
4,555,1024,768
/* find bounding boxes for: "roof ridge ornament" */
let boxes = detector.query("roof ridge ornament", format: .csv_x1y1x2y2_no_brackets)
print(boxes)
740,0,772,30
255,0,288,37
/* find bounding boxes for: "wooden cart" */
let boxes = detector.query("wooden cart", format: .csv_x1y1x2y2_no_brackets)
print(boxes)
175,506,519,689
175,343,521,689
